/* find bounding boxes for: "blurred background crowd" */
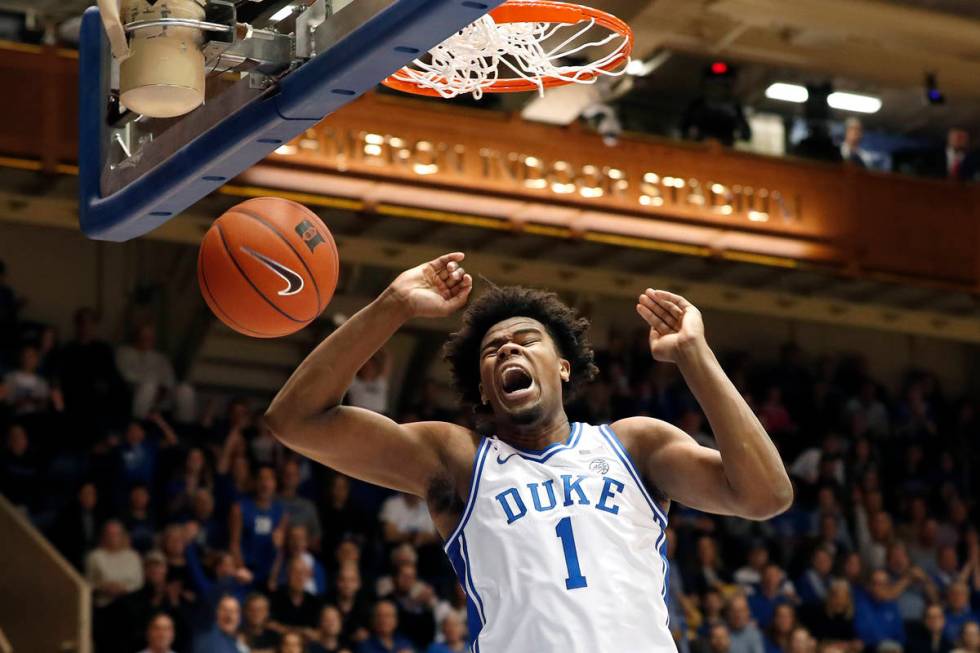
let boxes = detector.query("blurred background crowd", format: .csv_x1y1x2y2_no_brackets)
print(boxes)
1,258,979,653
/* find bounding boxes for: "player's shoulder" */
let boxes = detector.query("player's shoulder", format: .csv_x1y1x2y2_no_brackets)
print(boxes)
609,416,689,457
404,419,481,461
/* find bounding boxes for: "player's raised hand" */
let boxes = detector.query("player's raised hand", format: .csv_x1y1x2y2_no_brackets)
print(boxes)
636,289,705,363
388,252,473,318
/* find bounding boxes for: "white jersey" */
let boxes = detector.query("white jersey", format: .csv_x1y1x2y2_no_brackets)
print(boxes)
444,422,676,653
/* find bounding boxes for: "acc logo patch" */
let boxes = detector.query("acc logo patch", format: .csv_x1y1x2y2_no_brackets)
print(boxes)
589,458,610,475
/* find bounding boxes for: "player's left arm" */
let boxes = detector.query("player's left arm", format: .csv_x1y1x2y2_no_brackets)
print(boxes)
614,289,793,520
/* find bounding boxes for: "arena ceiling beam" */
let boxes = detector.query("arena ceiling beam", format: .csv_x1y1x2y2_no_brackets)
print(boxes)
626,0,980,99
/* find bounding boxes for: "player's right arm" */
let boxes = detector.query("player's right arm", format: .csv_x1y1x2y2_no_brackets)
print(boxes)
264,253,473,497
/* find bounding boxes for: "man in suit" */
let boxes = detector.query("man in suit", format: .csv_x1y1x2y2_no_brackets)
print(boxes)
894,128,978,181
840,118,867,167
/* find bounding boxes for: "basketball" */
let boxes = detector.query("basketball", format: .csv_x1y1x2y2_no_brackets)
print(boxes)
197,197,340,338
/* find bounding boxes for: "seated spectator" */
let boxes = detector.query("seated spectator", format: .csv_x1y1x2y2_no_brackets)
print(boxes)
52,480,103,570
813,513,852,561
945,582,980,643
886,540,937,622
735,544,770,590
347,351,391,415
933,545,964,593
230,464,286,585
185,539,252,621
383,562,436,650
124,484,157,553
270,557,324,633
121,551,190,653
844,381,889,439
432,585,467,645
139,613,177,653
160,524,191,590
58,307,128,441
954,622,980,653
280,459,322,549
377,545,421,598
187,488,226,554
800,579,859,649
727,594,765,653
380,487,444,581
908,519,942,574
86,520,144,608
278,631,307,653
165,446,214,519
698,589,728,640
242,593,281,653
0,423,41,513
706,622,733,653
840,553,868,604
319,474,373,555
357,600,414,653
115,323,177,419
797,547,834,606
764,603,797,653
857,509,894,572
786,627,815,653
250,417,285,468
309,604,351,653
270,524,328,596
3,345,57,416
908,603,954,653
114,419,174,496
193,595,245,653
425,612,466,653
854,570,905,649
690,536,731,596
327,561,373,644
748,565,797,629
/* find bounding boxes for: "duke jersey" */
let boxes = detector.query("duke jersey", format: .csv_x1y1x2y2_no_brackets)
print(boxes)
443,422,675,653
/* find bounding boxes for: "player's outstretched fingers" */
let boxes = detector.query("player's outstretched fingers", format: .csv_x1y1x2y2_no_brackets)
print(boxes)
640,291,678,330
445,263,466,288
637,302,672,336
445,274,473,311
653,289,691,310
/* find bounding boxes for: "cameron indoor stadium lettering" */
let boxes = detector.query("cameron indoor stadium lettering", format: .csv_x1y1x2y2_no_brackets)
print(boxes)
275,128,802,224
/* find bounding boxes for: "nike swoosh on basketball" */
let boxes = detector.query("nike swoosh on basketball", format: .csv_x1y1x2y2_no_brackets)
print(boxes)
241,246,304,296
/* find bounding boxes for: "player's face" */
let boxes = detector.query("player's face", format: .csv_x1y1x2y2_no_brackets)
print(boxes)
478,317,569,427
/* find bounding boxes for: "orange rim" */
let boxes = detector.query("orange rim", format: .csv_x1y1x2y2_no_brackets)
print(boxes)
382,0,634,97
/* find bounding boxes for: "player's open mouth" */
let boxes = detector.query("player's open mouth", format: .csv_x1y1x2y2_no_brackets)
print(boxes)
499,365,535,400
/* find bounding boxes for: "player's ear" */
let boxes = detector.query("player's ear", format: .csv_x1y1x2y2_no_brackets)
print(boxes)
559,358,570,383
479,383,488,404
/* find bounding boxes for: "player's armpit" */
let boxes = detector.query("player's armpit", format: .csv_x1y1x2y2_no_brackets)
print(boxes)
612,416,746,518
267,405,471,498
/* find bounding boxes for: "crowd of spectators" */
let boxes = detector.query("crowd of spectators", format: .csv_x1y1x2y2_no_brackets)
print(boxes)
1,261,979,653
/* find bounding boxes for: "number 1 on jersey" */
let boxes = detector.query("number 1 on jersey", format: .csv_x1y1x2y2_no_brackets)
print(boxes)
555,516,588,590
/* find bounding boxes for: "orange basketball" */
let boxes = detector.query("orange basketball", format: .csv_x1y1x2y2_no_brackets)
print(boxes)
197,197,340,338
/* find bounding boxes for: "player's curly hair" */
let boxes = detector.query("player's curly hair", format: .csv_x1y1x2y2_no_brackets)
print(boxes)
444,284,599,413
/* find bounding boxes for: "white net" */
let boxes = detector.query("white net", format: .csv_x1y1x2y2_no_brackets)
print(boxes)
388,14,630,99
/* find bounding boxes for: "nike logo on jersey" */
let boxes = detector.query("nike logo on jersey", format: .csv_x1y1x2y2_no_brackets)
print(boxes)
241,247,304,296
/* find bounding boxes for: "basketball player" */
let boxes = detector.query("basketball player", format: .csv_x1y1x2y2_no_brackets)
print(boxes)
266,253,793,652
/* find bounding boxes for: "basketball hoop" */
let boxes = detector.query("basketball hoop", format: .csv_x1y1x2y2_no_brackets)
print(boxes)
382,0,633,99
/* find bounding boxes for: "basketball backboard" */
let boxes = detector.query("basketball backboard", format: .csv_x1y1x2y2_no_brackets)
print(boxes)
79,0,504,242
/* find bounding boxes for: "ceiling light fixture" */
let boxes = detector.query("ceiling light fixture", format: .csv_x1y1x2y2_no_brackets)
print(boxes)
765,83,808,103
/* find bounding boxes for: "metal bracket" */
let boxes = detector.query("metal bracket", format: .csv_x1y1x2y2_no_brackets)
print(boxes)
296,0,329,59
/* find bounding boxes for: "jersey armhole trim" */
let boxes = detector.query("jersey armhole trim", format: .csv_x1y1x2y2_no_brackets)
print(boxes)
443,437,491,552
599,424,670,528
